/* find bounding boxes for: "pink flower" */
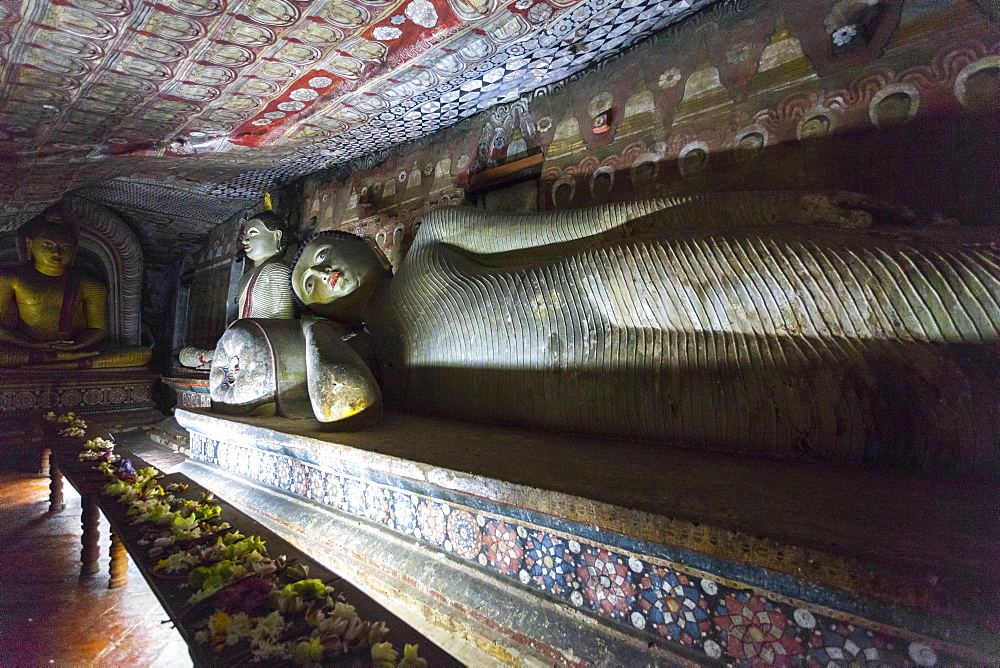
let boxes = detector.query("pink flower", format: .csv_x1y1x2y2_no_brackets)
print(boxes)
482,521,523,575
714,594,802,666
415,501,446,545
577,549,635,617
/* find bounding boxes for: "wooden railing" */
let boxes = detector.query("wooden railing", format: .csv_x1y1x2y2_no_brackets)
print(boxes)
44,428,460,667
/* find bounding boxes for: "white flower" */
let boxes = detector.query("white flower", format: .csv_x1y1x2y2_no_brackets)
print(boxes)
163,551,198,573
833,24,858,47
405,0,438,28
659,67,681,89
251,119,272,126
226,612,254,647
726,41,752,64
308,76,333,88
515,0,533,8
390,14,406,24
908,643,937,667
793,608,816,629
289,88,319,102
372,26,402,41
277,101,306,112
527,3,552,22
83,436,114,451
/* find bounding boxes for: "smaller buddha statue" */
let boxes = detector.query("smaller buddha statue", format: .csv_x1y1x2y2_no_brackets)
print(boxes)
179,211,295,370
235,211,296,320
209,231,390,427
0,219,151,369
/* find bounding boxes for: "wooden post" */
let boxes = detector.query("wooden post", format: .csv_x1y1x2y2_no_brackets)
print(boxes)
80,495,100,577
39,446,51,476
108,531,128,589
48,460,66,513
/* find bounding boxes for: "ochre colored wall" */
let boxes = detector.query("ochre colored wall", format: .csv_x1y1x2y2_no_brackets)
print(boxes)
292,0,1000,265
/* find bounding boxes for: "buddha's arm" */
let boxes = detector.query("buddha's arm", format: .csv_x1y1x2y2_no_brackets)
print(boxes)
59,280,107,351
303,320,381,424
416,192,893,262
418,199,677,255
0,276,33,347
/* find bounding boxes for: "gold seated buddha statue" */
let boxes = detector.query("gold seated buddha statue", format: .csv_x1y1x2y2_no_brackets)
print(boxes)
0,221,151,369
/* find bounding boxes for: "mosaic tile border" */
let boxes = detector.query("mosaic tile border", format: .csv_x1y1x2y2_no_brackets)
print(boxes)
188,431,979,666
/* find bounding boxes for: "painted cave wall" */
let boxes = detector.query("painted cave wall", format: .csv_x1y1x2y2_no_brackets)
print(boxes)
287,0,999,267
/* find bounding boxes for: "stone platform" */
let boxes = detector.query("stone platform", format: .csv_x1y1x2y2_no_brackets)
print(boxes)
173,408,999,666
160,373,211,409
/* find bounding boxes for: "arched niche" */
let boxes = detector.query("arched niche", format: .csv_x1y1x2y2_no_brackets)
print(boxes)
16,198,144,345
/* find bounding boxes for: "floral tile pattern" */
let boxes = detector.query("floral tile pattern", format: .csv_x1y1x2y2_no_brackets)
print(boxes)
188,432,973,666
576,546,635,620
638,567,712,645
523,531,576,595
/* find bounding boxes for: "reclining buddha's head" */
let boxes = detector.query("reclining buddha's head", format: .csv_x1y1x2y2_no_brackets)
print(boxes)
291,231,392,322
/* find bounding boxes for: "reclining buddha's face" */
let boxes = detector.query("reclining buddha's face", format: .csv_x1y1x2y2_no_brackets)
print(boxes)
291,234,388,317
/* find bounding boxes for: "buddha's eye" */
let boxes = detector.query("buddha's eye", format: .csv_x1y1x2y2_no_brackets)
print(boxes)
305,278,314,292
317,249,327,261
247,229,258,236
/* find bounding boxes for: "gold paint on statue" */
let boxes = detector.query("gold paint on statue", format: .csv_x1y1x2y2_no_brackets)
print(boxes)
0,222,151,368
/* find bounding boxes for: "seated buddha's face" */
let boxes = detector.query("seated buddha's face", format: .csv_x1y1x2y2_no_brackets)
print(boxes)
241,218,282,263
27,230,77,276
291,235,385,309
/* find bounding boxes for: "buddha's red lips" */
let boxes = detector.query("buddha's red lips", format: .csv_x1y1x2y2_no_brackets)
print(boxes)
328,272,340,288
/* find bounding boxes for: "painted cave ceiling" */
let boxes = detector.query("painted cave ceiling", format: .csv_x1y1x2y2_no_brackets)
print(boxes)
0,0,717,251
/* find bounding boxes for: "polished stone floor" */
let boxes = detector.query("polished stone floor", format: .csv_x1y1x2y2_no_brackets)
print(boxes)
0,468,191,666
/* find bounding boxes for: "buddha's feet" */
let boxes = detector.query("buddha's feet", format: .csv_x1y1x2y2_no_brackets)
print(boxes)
178,347,214,370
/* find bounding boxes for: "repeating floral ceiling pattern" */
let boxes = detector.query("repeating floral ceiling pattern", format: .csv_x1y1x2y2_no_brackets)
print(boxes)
0,0,716,233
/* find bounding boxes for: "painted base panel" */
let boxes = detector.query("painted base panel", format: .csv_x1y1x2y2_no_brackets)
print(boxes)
0,368,159,417
175,409,998,666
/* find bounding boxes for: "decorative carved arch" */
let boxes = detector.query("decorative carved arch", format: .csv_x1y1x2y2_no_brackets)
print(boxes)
66,198,144,345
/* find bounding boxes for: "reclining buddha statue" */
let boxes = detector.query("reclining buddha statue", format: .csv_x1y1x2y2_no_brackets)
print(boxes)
179,211,295,370
214,191,1000,470
0,219,151,369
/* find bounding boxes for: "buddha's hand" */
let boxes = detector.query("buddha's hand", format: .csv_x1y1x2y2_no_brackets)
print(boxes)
0,329,56,349
14,338,66,351
53,350,101,360
49,329,105,351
